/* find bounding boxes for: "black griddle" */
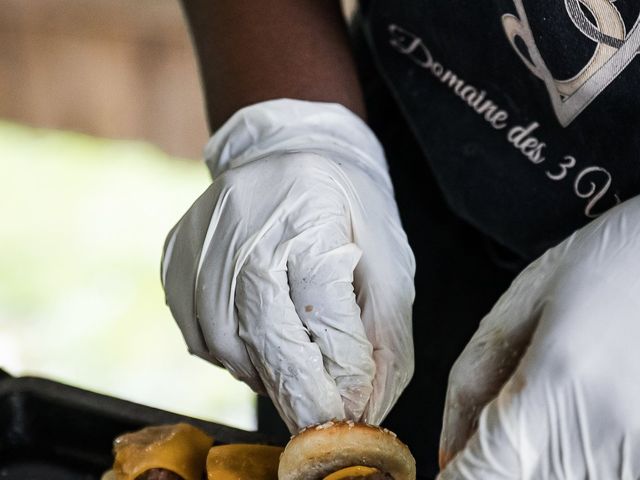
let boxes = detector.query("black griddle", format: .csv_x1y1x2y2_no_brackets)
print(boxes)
0,369,279,479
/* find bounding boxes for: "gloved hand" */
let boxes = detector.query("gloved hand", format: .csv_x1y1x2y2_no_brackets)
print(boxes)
161,99,415,432
438,196,640,479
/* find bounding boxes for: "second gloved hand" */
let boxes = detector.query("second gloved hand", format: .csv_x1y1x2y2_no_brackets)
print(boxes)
161,100,415,432
438,195,640,479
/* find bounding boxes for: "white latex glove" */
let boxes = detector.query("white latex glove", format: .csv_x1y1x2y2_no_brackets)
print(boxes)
438,196,640,479
161,99,415,432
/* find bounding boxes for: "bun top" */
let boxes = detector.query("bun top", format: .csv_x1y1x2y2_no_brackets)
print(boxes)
279,421,416,480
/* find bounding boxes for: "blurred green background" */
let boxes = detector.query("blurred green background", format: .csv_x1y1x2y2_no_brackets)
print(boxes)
0,120,257,430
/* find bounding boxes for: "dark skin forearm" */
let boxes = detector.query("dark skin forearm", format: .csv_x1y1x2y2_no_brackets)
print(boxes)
180,0,366,131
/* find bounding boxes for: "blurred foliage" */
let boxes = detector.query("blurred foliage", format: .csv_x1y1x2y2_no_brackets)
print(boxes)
0,120,256,430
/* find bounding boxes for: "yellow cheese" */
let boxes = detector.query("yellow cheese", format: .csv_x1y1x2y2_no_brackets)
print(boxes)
113,423,213,480
324,466,381,479
206,444,283,480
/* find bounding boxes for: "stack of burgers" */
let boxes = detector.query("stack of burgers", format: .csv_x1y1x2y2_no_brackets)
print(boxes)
103,421,415,480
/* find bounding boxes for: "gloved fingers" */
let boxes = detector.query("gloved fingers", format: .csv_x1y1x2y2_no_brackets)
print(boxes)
235,262,346,432
439,255,554,468
169,181,265,394
440,229,640,478
162,183,226,368
352,202,415,424
358,239,415,426
438,366,640,480
160,222,179,290
437,373,528,480
357,278,415,425
287,223,375,421
184,154,378,415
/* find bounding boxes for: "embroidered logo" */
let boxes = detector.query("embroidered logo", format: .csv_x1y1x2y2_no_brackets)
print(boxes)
502,0,639,126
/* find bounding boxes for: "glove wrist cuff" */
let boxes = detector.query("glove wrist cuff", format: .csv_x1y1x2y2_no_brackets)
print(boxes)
203,99,390,186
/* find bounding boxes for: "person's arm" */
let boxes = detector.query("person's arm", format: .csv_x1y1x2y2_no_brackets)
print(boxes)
180,0,366,130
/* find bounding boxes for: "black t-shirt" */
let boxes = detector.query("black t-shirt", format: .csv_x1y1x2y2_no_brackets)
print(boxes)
360,0,640,260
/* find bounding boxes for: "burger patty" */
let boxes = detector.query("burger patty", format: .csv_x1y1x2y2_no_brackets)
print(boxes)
137,469,184,480
135,466,395,479
342,474,394,480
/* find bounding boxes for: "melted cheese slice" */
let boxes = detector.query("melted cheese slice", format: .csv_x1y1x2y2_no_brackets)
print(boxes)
113,423,213,480
206,444,283,480
324,466,381,479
